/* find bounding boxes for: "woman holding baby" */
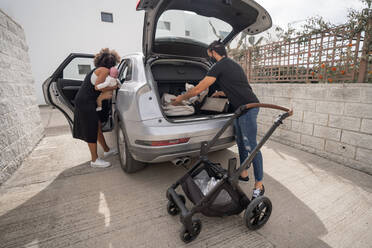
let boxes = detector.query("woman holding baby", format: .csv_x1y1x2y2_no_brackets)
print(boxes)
73,48,120,168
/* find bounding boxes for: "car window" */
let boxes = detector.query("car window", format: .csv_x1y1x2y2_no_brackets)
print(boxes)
119,59,133,83
155,10,232,46
62,57,94,80
119,61,128,83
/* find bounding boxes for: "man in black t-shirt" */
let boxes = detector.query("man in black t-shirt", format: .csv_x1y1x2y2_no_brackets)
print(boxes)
172,41,264,199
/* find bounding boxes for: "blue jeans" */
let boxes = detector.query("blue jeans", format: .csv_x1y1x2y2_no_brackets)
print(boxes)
233,108,263,182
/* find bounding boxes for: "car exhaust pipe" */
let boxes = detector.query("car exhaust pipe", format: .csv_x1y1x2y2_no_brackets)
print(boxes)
182,156,191,166
171,158,184,166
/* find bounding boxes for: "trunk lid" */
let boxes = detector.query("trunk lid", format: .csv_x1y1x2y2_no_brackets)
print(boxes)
136,0,272,60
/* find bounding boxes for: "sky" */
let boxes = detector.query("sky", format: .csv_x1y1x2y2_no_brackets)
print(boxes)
258,0,366,28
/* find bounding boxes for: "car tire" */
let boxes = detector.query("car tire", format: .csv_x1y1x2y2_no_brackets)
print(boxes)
115,114,146,173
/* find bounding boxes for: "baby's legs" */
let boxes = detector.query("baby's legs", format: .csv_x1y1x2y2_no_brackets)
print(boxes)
96,91,113,111
96,93,104,111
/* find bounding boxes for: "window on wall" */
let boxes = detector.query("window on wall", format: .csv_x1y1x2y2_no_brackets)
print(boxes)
185,30,190,36
158,21,171,31
101,12,113,23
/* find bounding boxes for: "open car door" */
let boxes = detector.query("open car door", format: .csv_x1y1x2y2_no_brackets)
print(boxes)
42,53,114,132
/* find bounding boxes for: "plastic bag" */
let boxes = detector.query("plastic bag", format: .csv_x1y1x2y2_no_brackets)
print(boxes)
193,170,232,205
193,170,210,194
203,177,219,195
193,170,220,196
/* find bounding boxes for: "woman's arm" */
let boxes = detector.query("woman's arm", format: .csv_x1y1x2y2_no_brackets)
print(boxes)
96,79,111,90
94,67,118,91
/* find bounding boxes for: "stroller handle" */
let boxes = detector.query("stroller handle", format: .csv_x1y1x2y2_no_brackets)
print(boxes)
202,103,293,156
239,103,293,117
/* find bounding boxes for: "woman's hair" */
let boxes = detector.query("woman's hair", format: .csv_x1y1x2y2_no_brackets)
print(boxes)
94,48,120,69
207,40,227,57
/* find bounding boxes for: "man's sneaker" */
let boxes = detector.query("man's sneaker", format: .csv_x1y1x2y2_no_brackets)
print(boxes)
239,175,249,183
90,158,111,168
103,148,118,158
252,185,265,199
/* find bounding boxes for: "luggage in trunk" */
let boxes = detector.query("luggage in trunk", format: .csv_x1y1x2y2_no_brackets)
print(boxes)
151,60,234,121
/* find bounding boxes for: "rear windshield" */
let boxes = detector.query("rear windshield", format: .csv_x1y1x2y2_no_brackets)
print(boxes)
155,10,233,46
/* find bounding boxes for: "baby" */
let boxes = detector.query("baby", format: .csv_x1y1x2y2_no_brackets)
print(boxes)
96,67,119,111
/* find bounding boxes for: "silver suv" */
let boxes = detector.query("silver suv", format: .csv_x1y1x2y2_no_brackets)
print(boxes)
43,0,271,173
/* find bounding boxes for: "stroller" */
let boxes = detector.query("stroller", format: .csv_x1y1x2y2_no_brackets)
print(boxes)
166,103,293,243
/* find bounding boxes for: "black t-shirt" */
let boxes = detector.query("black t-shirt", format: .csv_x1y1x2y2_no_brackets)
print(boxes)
207,57,259,110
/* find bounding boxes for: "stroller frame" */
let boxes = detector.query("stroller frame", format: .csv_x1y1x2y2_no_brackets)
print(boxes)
166,103,293,243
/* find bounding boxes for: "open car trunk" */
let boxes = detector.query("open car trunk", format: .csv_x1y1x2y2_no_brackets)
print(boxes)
150,59,234,122
137,0,272,60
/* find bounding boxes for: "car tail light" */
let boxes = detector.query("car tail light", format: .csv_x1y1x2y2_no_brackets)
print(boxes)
136,0,141,10
136,138,190,146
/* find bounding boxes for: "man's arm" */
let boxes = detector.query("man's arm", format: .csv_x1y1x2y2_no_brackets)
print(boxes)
172,76,216,105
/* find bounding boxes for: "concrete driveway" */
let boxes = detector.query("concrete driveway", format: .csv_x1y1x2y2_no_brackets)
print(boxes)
0,106,371,248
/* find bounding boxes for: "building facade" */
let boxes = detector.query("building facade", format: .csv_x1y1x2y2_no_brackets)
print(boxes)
0,0,144,104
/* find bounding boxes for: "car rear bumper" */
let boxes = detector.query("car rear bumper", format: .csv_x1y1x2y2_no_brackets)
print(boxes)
119,114,236,163
129,137,235,163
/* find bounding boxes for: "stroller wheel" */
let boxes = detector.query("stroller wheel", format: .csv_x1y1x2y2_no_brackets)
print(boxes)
180,219,202,243
244,196,272,230
166,194,186,216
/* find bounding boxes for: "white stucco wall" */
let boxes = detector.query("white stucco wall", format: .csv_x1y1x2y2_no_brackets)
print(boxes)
0,0,243,105
0,0,144,104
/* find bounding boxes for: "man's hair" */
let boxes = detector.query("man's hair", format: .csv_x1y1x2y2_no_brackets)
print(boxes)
94,48,121,69
207,40,227,57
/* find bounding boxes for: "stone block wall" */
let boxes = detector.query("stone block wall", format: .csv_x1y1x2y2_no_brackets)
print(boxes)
0,9,44,184
251,83,372,175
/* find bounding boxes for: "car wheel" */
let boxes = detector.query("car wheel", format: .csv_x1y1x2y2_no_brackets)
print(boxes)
115,114,146,173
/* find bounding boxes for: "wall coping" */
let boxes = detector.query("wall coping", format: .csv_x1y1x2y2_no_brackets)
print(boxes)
251,83,372,87
0,8,23,29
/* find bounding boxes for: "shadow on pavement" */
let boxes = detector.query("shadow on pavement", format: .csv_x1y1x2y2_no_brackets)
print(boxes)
0,147,330,248
266,142,372,194
208,149,331,248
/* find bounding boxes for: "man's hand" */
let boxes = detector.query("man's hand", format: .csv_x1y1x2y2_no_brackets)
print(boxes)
170,76,217,106
171,95,184,106
212,91,225,97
